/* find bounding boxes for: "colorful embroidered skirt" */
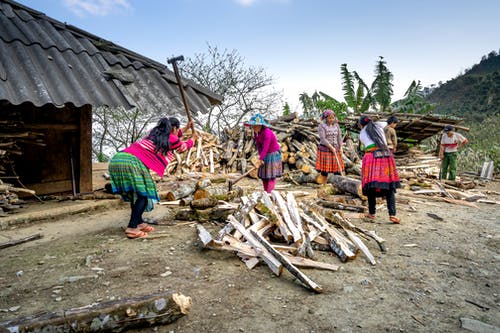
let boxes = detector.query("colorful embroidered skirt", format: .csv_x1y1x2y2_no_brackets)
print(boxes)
361,150,401,196
258,151,283,180
108,152,159,211
315,148,345,173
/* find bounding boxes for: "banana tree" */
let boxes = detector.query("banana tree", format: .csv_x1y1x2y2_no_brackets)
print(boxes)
371,56,393,113
340,64,373,114
391,80,436,114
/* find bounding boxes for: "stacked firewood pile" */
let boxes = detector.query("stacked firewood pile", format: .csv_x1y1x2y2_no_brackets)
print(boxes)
196,190,386,293
217,113,362,182
0,120,46,176
0,120,44,214
164,130,225,175
0,181,33,216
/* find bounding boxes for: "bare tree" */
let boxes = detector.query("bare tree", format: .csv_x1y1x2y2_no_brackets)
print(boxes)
179,44,283,134
92,106,158,161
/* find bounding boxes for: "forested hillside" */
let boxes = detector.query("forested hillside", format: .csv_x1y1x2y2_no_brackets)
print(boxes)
426,51,499,122
425,50,499,174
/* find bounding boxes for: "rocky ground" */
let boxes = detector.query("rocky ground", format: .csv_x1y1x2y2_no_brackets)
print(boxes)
0,177,499,333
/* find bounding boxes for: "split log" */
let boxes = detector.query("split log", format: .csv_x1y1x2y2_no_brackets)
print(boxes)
281,252,339,271
316,198,366,212
272,191,302,242
249,229,323,293
0,291,191,332
227,215,283,276
165,183,196,201
259,192,292,241
216,192,263,241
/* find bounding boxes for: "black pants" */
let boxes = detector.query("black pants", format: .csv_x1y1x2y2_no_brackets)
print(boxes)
128,194,147,228
367,189,396,216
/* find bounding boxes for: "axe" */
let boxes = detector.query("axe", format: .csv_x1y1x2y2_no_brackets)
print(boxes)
228,167,257,191
167,55,196,133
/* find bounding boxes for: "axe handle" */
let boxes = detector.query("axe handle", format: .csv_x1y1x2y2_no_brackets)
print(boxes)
229,167,257,189
169,59,196,133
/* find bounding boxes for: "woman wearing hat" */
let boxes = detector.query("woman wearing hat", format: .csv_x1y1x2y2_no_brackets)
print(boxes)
439,125,468,180
244,114,282,193
358,116,401,224
315,109,345,184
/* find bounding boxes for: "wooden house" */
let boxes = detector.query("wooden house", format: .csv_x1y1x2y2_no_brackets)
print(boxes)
0,0,222,195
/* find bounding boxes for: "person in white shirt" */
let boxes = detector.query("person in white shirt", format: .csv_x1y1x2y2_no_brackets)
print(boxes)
439,125,468,180
358,116,401,224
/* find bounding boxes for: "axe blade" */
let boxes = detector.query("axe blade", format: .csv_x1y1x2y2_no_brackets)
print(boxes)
167,55,184,64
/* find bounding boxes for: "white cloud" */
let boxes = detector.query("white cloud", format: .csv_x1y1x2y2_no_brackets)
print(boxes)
63,0,131,17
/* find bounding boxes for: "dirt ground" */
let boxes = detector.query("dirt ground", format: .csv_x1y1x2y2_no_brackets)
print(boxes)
0,177,499,333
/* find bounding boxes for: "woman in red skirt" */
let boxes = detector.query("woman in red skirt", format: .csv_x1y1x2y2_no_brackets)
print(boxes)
315,110,345,185
358,116,401,223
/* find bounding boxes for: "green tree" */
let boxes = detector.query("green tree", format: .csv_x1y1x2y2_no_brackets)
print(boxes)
340,64,373,113
371,56,393,112
391,80,436,114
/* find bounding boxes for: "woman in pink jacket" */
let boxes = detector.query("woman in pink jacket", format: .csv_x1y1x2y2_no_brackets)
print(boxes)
109,117,197,238
244,114,282,193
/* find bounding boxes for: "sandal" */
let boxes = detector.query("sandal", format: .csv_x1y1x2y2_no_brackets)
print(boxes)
389,216,401,224
125,229,148,239
364,213,376,221
138,223,155,232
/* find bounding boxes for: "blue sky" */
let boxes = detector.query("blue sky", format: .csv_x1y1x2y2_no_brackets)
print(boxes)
16,0,500,112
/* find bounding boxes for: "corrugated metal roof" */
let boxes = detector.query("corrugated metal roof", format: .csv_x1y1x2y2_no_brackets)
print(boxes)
0,0,222,114
341,112,467,142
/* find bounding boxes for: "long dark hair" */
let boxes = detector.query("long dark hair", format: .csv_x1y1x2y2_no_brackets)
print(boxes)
359,116,388,150
146,117,171,154
169,117,181,130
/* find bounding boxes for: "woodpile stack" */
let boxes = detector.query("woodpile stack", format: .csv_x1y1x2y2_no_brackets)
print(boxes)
0,120,46,177
219,112,360,181
197,190,386,293
164,130,225,175
0,181,33,216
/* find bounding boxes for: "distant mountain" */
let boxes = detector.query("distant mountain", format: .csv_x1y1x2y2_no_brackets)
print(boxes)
426,51,500,122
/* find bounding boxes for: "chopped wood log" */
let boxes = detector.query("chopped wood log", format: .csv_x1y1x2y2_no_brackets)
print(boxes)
272,191,302,242
193,185,243,201
249,229,323,293
281,252,339,272
316,198,366,212
190,197,219,210
304,205,357,261
0,184,36,195
216,193,262,241
0,234,43,250
227,215,283,276
260,192,292,241
0,291,191,332
165,183,196,201
328,175,365,199
196,178,212,190
196,224,216,246
175,206,234,222
343,229,376,265
309,202,386,252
